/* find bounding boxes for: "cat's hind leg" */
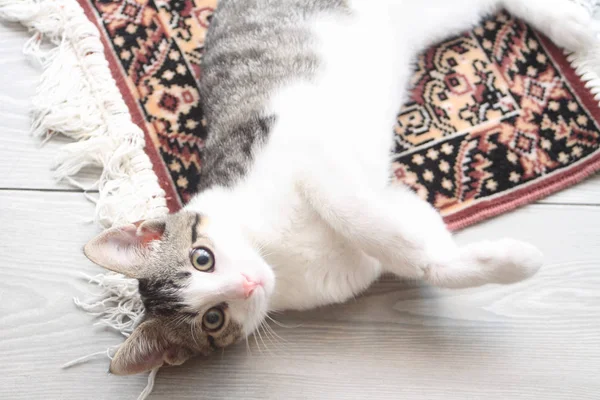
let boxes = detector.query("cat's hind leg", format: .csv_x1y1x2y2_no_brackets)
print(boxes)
378,185,543,289
423,238,543,288
301,169,542,289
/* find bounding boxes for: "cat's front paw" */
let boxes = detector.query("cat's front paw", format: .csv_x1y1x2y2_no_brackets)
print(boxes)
464,238,543,285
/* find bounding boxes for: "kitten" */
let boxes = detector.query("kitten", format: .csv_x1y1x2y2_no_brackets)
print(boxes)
84,0,597,375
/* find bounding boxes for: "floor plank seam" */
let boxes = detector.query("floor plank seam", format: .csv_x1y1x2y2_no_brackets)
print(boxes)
0,187,98,193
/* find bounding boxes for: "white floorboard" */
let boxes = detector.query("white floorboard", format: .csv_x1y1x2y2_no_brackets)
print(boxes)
539,174,600,205
1,14,599,400
0,21,99,191
0,192,599,400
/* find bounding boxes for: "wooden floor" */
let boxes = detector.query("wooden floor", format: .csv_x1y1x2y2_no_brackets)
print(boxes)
1,20,600,400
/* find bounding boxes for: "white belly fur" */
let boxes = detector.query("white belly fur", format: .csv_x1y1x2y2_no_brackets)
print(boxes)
236,3,406,311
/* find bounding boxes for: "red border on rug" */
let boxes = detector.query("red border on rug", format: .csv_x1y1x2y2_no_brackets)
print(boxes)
444,33,600,231
78,0,182,213
77,2,600,229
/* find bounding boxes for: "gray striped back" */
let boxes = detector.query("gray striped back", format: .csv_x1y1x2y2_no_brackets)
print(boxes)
197,0,348,191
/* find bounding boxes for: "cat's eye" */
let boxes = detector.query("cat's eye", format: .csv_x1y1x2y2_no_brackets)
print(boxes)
202,307,225,332
191,247,215,272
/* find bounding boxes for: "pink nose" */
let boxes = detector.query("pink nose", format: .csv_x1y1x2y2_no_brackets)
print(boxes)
242,275,260,299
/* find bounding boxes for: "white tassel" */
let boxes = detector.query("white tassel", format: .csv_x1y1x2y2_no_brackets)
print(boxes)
138,367,161,400
73,273,145,336
0,0,167,397
3,1,600,399
565,0,600,105
0,0,169,227
566,47,600,103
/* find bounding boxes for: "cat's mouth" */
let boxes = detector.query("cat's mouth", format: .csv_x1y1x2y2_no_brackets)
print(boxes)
246,281,268,305
241,273,262,299
241,283,271,337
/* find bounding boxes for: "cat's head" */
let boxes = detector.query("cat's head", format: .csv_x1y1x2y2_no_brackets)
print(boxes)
83,211,275,375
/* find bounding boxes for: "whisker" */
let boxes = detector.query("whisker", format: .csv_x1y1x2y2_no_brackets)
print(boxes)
172,313,194,329
260,323,279,354
263,321,284,352
266,314,302,329
261,322,286,355
265,322,289,345
255,323,272,356
261,322,291,356
263,320,289,343
245,335,252,357
252,330,263,355
190,319,201,349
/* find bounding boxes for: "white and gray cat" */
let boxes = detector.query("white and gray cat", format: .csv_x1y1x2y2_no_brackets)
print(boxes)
84,0,598,375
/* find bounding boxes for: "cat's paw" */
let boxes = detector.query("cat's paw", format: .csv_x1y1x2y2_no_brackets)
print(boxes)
463,238,543,285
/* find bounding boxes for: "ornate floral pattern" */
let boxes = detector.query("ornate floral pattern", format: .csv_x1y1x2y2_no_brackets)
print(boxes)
80,1,600,229
393,11,600,227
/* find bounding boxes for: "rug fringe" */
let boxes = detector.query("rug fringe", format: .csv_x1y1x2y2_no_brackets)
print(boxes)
73,273,145,335
566,1,600,105
0,0,169,227
0,0,164,395
2,0,600,398
566,48,600,103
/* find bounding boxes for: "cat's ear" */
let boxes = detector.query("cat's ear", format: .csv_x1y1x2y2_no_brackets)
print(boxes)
109,319,193,375
83,219,166,278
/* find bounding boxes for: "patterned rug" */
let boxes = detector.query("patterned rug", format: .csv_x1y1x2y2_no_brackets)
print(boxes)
78,0,600,230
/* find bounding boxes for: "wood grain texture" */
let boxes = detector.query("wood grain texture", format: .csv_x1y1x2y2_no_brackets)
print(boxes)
1,13,599,400
538,174,600,205
0,191,598,400
0,19,599,202
0,21,100,191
